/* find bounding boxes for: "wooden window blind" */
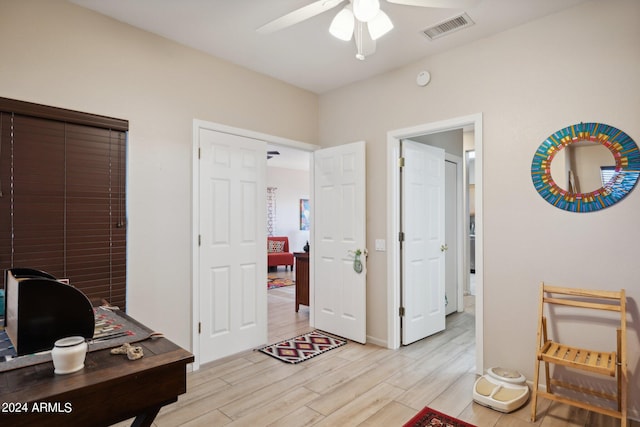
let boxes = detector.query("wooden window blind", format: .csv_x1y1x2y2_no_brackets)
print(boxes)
0,98,128,310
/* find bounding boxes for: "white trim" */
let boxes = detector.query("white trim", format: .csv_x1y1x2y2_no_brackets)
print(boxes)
193,119,319,152
386,113,484,375
386,140,401,349
464,149,473,296
191,119,318,371
309,156,315,328
191,121,200,371
366,335,387,347
444,152,464,313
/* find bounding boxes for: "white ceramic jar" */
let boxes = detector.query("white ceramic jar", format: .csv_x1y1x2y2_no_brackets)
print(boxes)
52,336,87,374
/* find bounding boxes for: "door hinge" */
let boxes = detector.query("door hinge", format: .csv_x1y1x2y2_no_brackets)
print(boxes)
398,157,405,168
398,231,405,242
198,147,201,159
198,235,201,246
198,322,201,334
399,307,405,317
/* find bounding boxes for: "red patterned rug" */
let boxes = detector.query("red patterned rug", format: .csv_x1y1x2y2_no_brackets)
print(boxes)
403,407,477,427
258,330,346,364
267,275,295,289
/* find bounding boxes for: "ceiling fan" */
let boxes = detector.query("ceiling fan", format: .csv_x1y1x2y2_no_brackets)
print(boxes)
257,0,478,60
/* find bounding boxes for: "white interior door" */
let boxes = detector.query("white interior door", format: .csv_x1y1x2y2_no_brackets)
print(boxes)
198,128,267,363
401,140,446,345
313,141,366,344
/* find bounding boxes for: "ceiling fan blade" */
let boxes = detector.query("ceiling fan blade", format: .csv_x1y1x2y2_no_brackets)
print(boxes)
386,0,478,8
257,0,345,34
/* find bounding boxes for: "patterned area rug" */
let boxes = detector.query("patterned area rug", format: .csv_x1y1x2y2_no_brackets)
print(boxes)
258,330,346,364
267,275,295,289
403,407,477,427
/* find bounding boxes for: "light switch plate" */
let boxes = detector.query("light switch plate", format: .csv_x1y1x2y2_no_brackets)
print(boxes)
375,239,386,251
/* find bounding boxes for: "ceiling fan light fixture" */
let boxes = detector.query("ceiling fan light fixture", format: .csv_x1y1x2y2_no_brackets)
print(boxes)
367,10,393,40
329,6,355,41
354,20,375,60
353,0,380,23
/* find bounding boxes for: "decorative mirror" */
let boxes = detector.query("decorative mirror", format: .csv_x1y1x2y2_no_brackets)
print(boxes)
531,122,640,212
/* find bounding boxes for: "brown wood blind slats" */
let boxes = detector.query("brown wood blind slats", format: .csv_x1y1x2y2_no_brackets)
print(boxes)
0,98,128,310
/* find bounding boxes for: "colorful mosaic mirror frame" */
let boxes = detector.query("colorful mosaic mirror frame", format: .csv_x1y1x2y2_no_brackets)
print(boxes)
531,122,640,212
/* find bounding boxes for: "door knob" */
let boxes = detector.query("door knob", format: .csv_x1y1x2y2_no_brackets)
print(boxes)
440,244,448,252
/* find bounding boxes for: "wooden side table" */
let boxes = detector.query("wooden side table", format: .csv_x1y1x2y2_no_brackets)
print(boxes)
0,312,193,427
293,252,309,312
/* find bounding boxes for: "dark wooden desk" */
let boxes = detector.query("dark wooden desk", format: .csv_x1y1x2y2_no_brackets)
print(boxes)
0,315,193,427
294,252,309,312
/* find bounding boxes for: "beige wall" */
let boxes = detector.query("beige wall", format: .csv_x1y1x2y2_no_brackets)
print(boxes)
319,0,639,416
2,0,639,417
0,0,318,350
266,167,311,254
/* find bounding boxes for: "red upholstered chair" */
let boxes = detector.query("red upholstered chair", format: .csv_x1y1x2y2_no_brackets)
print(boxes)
267,236,294,271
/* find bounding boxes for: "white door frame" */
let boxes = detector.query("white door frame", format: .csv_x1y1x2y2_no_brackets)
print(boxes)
386,113,483,375
445,153,464,314
191,119,318,371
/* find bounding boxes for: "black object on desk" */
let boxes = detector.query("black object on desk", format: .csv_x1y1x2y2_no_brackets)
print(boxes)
4,268,94,356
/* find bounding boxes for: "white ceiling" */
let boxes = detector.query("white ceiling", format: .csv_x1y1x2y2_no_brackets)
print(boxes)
68,0,586,94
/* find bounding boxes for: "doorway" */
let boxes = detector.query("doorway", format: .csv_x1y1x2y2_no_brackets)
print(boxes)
265,143,312,343
267,141,368,345
397,137,463,344
191,119,318,370
386,113,483,375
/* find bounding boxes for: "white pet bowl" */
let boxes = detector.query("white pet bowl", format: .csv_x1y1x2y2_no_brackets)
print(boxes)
52,336,87,374
473,367,529,413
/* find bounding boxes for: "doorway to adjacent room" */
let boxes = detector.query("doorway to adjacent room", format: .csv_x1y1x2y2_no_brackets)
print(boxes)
386,113,483,375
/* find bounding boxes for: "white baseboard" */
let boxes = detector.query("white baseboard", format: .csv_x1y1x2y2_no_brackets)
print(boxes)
366,334,387,347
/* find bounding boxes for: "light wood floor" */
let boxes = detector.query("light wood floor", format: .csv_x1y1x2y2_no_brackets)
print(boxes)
118,271,635,427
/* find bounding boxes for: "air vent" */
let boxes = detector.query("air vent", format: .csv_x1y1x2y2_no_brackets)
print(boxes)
422,13,474,40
